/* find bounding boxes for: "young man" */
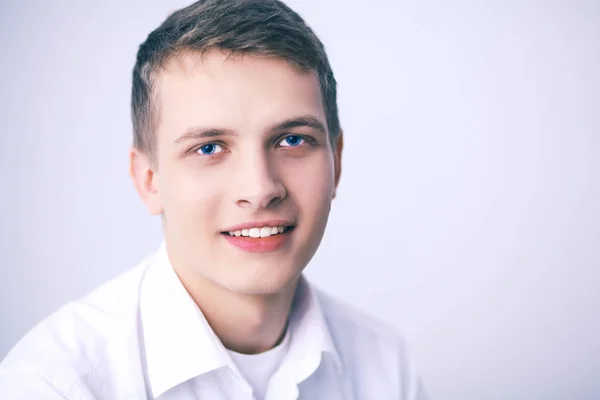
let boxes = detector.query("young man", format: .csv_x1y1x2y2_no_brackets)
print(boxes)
0,0,428,398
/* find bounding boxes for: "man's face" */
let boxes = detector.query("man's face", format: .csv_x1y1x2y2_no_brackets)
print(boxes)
139,51,341,295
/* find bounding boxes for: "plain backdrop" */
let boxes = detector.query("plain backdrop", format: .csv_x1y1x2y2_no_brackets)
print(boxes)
1,1,599,399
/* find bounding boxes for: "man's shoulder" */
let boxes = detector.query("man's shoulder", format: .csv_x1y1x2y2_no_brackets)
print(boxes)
313,286,412,364
315,287,403,343
313,287,427,398
0,259,150,380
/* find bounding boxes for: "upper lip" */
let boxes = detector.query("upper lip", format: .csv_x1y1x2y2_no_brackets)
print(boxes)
222,219,296,232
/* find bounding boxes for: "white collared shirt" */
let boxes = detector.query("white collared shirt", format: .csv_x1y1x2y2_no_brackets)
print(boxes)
0,243,429,399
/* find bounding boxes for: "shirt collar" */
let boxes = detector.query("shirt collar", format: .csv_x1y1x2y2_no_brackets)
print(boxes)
140,242,229,398
139,242,342,398
286,275,344,378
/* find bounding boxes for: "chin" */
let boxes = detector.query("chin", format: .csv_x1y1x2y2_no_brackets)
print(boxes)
221,265,301,295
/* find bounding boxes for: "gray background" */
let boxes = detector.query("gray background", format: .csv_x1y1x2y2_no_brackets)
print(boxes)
1,1,599,399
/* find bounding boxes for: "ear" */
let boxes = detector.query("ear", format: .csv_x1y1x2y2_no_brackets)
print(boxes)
129,147,163,215
333,130,343,199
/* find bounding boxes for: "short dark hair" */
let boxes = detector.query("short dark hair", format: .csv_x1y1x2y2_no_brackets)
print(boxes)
131,0,340,167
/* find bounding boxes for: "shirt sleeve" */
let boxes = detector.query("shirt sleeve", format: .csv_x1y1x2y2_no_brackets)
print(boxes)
0,372,68,399
397,335,431,400
412,378,431,400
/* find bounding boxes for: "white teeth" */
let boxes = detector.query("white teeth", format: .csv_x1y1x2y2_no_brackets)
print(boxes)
260,227,272,237
228,226,288,237
249,228,261,238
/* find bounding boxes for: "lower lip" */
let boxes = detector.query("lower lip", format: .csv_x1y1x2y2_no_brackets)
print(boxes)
222,229,293,253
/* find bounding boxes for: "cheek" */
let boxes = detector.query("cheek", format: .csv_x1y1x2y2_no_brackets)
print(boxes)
285,153,336,212
159,162,225,222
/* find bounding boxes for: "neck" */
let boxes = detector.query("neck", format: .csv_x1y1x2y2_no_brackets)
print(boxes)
173,266,298,355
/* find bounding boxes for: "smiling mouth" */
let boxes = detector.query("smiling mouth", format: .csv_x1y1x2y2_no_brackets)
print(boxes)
221,226,294,238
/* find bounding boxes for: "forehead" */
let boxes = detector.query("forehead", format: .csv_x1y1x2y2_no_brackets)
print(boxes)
153,50,326,140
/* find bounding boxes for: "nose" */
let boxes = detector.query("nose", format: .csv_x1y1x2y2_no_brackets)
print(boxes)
232,152,286,210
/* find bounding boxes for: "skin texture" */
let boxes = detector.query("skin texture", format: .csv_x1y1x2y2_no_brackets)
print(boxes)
130,50,343,354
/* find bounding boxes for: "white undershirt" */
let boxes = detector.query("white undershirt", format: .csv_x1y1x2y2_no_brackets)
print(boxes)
227,328,291,400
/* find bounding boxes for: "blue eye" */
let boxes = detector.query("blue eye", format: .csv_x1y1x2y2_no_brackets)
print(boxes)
280,135,305,147
197,143,223,155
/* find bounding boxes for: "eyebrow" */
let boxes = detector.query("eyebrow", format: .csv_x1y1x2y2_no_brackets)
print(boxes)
271,115,327,135
174,115,327,144
174,127,237,144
